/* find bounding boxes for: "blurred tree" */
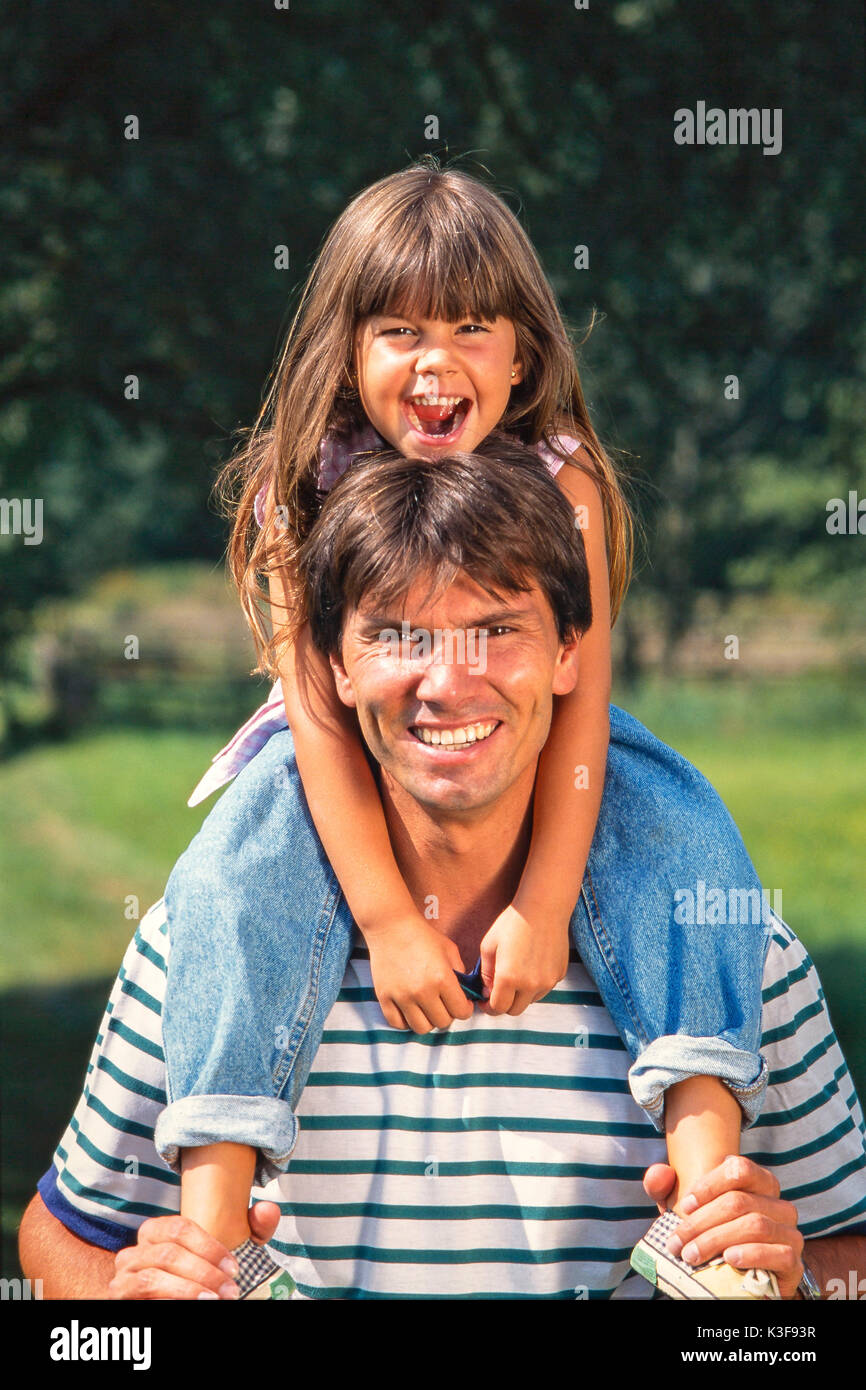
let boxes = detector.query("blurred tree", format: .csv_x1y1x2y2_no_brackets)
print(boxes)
1,0,863,731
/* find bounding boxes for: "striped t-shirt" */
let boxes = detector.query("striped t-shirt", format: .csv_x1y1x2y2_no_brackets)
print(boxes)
41,902,866,1299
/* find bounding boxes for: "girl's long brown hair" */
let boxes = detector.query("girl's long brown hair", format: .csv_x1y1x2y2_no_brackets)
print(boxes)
216,156,634,675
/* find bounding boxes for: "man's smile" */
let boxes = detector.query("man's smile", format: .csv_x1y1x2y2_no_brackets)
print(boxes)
408,718,501,752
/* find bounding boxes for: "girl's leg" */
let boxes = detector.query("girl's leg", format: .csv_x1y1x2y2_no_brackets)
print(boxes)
574,704,770,1139
664,1075,742,1212
180,1143,258,1250
155,729,354,1231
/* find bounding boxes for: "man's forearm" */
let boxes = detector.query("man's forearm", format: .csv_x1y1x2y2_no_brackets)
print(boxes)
19,1193,117,1299
802,1233,866,1299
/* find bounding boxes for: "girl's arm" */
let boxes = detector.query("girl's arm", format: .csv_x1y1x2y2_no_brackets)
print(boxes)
480,459,611,1013
492,464,742,1203
266,563,473,1034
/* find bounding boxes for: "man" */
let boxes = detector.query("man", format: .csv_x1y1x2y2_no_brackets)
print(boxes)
20,446,866,1299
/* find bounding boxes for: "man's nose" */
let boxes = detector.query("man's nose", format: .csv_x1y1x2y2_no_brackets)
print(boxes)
412,638,476,702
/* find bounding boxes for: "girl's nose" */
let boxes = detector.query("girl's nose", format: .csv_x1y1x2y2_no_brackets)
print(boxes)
413,340,455,376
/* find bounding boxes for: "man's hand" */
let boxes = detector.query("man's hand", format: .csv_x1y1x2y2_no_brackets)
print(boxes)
366,915,475,1033
479,904,570,1016
643,1157,804,1299
108,1202,281,1300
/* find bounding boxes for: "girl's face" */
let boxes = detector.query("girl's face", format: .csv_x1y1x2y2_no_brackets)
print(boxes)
353,313,524,458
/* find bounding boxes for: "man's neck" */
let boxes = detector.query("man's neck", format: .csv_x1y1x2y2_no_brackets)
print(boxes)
379,770,535,964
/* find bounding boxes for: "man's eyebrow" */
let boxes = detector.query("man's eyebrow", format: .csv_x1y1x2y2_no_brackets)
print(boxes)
356,605,532,632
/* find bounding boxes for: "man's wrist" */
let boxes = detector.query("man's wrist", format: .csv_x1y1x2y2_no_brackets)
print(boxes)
796,1262,822,1300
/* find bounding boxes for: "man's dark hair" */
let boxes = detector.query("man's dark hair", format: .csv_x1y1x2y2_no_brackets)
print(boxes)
298,435,593,656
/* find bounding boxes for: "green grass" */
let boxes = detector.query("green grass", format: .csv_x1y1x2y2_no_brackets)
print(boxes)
2,680,865,1277
620,675,866,1110
0,730,220,986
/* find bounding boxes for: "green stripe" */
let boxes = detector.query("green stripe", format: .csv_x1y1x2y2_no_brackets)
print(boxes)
118,976,163,1018
274,1200,652,1223
783,1154,866,1205
799,1191,866,1237
133,929,168,975
761,958,811,1004
748,1116,857,1167
337,987,603,1008
272,1242,634,1266
68,1115,176,1185
299,1113,652,1138
57,1165,174,1221
306,1070,629,1092
107,1017,164,1062
84,1089,172,1144
284,1157,649,1178
753,1067,848,1127
97,1054,166,1105
768,1031,837,1085
761,997,825,1047
321,1027,625,1051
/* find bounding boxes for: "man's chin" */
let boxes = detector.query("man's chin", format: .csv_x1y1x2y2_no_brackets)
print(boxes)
381,763,503,818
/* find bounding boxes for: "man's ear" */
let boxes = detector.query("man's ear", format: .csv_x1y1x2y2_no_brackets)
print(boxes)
551,627,581,696
329,649,357,708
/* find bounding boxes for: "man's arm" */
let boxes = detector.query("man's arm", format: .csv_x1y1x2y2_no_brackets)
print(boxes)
802,1233,866,1299
20,1191,281,1300
19,1193,116,1299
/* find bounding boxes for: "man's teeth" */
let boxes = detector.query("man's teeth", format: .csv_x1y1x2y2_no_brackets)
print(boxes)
413,721,497,747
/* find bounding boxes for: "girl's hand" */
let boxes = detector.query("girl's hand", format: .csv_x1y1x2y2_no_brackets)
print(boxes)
365,916,476,1033
478,905,570,1016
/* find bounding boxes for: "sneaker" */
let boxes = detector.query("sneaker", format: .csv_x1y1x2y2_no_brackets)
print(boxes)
231,1238,296,1300
630,1210,781,1300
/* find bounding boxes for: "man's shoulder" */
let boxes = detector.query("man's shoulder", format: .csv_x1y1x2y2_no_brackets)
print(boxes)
759,913,841,1062
129,897,171,975
750,913,866,1237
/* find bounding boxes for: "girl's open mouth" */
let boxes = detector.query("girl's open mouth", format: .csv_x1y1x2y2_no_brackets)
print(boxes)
404,395,471,441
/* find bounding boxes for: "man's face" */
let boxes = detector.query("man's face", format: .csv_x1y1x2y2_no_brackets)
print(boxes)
330,571,580,817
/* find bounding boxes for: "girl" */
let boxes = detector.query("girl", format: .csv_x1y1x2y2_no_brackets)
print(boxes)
154,159,770,1296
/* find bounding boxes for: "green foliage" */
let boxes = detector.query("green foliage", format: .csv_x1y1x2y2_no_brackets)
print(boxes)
1,0,864,681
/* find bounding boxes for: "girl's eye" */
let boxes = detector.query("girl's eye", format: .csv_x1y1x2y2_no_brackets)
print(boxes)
457,323,489,334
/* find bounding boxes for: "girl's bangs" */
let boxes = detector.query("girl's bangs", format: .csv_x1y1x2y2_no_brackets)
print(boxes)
353,221,520,326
